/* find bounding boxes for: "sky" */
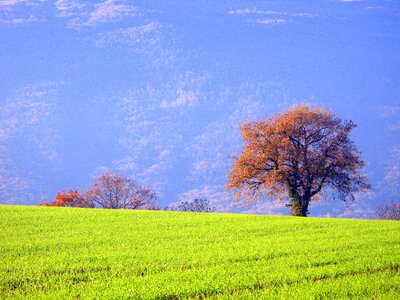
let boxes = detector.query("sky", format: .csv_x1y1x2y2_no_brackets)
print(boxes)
1,0,399,218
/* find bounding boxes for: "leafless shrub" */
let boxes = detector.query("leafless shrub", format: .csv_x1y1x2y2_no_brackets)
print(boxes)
377,201,400,220
176,198,215,212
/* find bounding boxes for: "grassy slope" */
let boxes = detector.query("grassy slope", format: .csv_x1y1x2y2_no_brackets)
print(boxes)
0,205,399,299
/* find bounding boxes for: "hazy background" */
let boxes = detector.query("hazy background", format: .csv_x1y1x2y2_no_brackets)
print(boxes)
1,0,399,218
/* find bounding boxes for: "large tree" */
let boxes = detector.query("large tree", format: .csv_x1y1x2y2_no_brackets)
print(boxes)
226,105,370,216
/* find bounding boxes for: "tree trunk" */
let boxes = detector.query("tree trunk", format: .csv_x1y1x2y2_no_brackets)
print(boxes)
288,196,310,217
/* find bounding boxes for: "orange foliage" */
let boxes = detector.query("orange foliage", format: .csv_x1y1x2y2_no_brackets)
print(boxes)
39,190,92,208
226,104,370,216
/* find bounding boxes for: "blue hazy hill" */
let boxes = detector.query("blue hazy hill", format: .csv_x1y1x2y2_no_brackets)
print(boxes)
1,0,399,218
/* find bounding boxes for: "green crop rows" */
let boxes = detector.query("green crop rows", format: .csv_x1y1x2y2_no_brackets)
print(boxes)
1,205,399,299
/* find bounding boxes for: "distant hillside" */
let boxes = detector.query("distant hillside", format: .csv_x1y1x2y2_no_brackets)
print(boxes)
1,1,399,219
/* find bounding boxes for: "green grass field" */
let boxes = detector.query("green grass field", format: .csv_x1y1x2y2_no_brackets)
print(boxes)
1,205,399,299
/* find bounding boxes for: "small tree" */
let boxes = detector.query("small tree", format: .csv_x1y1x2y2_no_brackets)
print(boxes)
85,173,158,209
39,190,92,208
377,201,400,220
226,105,370,216
176,198,215,212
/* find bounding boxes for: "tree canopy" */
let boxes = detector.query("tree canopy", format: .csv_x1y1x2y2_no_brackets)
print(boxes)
226,105,370,216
